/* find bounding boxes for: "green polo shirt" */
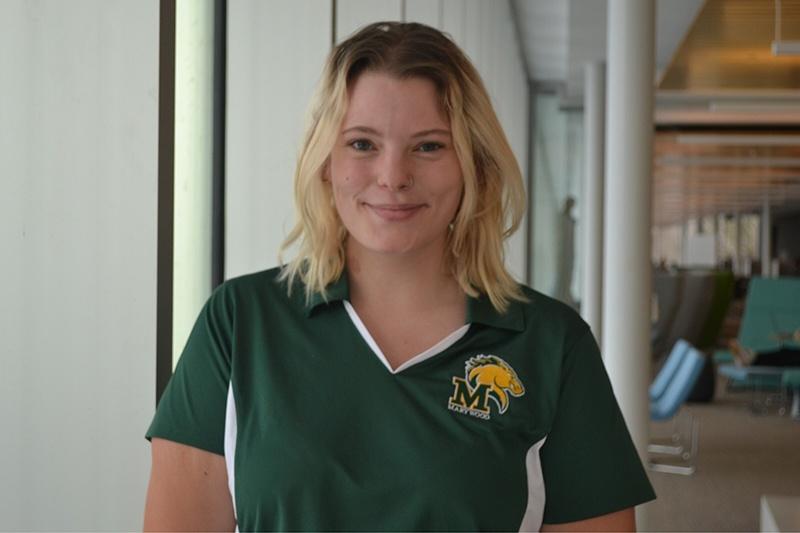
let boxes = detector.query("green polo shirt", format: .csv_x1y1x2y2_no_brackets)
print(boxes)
146,267,655,531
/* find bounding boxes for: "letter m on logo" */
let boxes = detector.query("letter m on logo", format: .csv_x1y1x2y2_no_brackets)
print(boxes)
449,377,490,414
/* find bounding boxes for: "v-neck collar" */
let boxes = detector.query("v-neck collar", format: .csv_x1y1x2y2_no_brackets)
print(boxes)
342,300,471,374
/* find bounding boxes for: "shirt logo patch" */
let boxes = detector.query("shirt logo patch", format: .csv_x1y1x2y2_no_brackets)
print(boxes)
447,355,525,420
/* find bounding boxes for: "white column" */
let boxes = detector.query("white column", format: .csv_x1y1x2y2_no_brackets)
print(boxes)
602,0,654,463
735,211,743,275
174,0,216,366
761,198,772,277
581,62,606,343
681,220,689,265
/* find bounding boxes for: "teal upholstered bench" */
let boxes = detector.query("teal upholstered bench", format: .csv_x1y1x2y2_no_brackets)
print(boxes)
714,276,800,369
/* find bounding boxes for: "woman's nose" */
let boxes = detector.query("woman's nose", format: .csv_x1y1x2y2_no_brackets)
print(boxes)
376,151,413,191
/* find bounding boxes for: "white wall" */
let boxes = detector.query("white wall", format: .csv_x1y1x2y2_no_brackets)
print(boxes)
226,0,332,278
463,0,529,282
406,0,442,27
0,0,158,530
336,0,402,41
228,0,530,282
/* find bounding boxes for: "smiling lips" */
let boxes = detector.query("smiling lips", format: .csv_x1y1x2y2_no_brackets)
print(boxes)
363,202,427,221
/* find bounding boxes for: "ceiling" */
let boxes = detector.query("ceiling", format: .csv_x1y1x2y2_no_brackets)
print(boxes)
512,0,800,227
653,132,800,226
659,0,800,91
511,0,706,98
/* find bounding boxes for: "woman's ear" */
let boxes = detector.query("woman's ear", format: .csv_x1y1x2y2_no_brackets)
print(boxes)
321,161,331,182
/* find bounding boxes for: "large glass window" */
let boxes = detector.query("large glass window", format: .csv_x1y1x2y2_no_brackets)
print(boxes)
172,0,216,367
651,210,760,272
530,92,584,309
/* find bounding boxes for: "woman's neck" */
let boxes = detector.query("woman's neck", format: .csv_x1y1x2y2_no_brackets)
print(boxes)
345,240,464,314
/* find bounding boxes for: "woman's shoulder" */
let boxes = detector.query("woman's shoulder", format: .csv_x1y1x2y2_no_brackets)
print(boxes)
220,265,285,292
210,266,301,312
513,283,591,340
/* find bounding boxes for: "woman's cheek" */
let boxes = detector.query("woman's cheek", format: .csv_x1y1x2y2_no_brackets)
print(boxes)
341,165,372,190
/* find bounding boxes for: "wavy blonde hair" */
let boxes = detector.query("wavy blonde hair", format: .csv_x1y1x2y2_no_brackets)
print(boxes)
279,21,526,312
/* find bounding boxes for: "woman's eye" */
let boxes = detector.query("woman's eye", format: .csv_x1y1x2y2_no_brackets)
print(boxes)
417,142,443,153
349,139,373,151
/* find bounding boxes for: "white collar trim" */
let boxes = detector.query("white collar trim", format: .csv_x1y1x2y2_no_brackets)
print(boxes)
342,300,470,374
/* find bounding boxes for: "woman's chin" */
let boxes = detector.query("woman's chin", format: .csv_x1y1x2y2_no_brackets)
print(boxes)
362,242,422,256
348,234,443,259
341,221,453,260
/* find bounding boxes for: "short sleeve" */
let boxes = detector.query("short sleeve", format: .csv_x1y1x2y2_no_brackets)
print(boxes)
145,284,234,456
540,327,656,524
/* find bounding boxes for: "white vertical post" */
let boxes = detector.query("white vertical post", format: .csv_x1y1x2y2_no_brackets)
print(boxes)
761,198,772,277
602,0,654,462
681,220,689,265
735,211,743,275
581,62,606,343
174,0,215,366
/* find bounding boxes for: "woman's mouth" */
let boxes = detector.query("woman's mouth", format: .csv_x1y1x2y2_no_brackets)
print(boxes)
364,202,426,221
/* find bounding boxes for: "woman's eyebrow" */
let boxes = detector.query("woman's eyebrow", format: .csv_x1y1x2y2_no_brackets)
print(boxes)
341,126,380,136
341,126,451,138
411,128,451,138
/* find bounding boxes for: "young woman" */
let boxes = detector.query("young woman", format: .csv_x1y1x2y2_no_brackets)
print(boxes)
144,22,655,531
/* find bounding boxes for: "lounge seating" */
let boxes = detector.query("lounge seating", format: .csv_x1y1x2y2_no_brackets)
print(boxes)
648,339,692,455
695,271,735,351
718,364,788,415
651,272,685,357
652,271,734,402
653,272,714,360
713,276,800,367
650,339,691,402
649,343,706,475
714,277,800,398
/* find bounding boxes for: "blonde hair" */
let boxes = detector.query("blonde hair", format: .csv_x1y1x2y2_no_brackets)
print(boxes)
279,21,526,312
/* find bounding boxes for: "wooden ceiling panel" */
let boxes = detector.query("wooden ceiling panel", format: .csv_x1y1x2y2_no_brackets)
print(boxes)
652,130,800,225
658,0,800,91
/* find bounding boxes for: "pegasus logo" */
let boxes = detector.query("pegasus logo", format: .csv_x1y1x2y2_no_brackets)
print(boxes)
448,355,525,420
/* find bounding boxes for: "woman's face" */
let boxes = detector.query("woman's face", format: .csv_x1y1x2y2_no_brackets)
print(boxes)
327,71,463,261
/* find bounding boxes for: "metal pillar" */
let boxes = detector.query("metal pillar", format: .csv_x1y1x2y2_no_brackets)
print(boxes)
581,62,605,343
602,0,654,461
